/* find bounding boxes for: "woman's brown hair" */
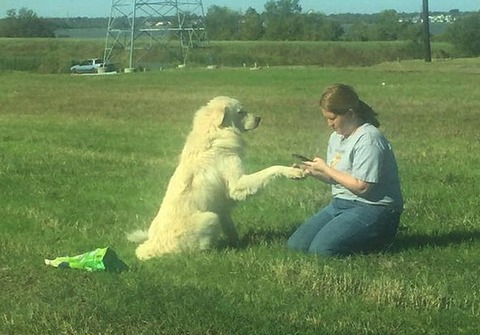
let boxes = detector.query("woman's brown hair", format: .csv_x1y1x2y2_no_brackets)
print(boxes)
319,83,380,128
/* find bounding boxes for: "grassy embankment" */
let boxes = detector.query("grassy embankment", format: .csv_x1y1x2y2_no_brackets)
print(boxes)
0,37,459,72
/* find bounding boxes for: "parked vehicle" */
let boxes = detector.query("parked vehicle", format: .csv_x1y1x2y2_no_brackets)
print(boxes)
70,58,115,74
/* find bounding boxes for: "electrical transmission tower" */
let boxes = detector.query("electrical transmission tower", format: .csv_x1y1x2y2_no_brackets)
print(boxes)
103,0,207,70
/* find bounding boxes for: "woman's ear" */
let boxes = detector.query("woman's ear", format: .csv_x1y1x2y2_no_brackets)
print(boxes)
346,108,356,118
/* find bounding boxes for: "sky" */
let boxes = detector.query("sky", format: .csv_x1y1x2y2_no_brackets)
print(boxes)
0,0,478,18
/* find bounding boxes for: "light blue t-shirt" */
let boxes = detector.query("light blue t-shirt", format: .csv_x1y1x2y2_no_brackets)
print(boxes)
327,123,403,212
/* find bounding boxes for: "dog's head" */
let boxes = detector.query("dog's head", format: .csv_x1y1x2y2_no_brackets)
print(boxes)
205,96,261,132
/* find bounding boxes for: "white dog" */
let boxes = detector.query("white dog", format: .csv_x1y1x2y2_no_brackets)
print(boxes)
128,96,304,260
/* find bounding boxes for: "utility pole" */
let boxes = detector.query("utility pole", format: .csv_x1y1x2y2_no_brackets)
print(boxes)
422,0,432,62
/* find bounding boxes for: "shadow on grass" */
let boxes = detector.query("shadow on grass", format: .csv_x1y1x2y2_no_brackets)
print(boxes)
238,226,298,249
388,229,480,253
237,226,480,254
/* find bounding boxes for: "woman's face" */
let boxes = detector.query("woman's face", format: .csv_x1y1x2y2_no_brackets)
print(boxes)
322,109,357,137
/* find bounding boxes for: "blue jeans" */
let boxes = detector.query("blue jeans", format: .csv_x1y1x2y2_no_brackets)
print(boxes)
288,198,400,256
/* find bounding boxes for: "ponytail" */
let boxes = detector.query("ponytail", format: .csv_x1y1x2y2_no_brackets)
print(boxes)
358,99,380,128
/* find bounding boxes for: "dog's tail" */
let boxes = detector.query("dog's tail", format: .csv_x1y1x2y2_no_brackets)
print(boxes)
127,229,148,243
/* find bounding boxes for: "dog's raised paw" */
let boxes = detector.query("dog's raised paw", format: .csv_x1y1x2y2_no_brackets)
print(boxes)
287,167,306,179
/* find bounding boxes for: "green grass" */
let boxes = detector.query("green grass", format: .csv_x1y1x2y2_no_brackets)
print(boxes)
1,59,479,334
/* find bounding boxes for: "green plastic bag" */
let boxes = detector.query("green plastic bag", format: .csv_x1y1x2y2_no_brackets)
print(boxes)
45,247,128,272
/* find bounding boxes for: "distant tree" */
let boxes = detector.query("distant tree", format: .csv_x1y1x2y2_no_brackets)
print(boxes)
205,6,242,40
372,10,401,40
299,12,320,40
398,21,422,42
262,0,303,40
317,18,344,41
0,8,55,37
445,12,480,56
241,7,264,40
344,21,373,41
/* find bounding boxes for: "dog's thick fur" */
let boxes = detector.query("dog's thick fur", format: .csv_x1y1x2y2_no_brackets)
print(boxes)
128,96,304,260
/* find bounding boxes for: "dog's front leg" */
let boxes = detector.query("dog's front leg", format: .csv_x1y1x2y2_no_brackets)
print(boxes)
228,165,304,201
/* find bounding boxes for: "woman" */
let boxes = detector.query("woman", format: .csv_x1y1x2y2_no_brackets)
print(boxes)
288,83,403,256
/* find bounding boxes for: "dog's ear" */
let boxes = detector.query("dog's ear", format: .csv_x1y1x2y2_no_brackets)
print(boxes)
219,105,233,128
204,96,241,128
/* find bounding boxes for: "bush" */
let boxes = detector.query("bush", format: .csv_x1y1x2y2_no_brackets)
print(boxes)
445,13,480,56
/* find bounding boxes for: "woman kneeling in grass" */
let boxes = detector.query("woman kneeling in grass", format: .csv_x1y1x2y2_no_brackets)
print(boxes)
288,83,403,256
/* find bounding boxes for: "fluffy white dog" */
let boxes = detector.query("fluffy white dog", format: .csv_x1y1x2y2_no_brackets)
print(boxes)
128,96,304,260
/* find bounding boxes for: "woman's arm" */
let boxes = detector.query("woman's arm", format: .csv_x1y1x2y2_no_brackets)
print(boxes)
302,158,373,195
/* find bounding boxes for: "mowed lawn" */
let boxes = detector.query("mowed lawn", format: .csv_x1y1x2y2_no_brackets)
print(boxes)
1,59,479,334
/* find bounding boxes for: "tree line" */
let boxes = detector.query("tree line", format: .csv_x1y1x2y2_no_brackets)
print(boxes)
205,3,422,42
0,8,55,37
1,0,479,56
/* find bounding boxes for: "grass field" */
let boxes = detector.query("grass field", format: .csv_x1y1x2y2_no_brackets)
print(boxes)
1,58,479,334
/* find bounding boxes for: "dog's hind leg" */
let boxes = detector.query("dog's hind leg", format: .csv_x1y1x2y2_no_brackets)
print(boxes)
135,212,224,259
219,215,239,247
135,240,165,260
187,212,223,251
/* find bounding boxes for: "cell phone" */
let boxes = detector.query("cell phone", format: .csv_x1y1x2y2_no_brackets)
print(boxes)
292,153,313,162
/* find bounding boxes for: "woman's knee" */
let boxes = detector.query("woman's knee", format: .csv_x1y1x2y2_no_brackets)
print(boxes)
306,231,351,256
287,234,309,252
287,206,335,252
